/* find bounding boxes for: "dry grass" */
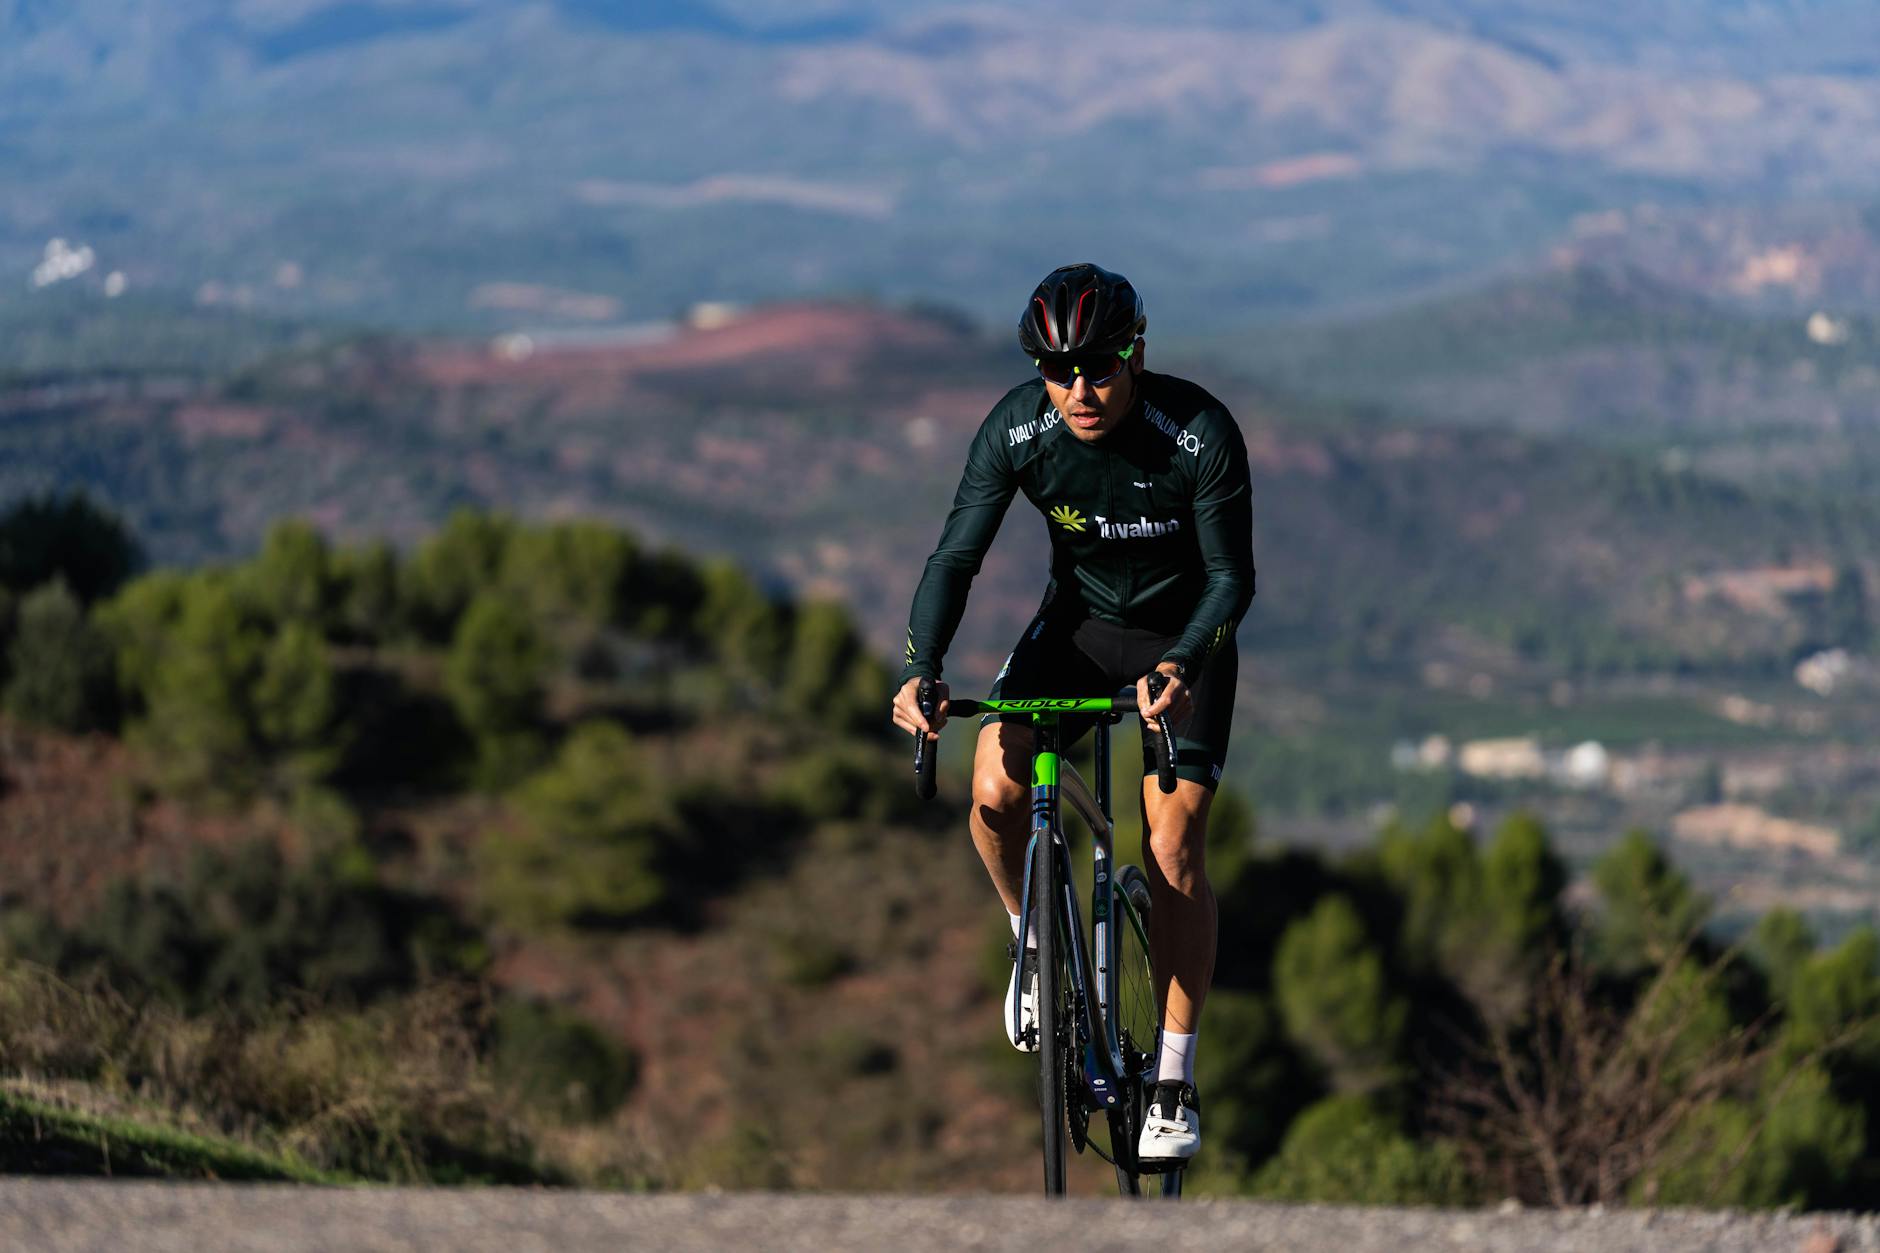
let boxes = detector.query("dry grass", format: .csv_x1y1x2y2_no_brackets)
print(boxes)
0,961,655,1184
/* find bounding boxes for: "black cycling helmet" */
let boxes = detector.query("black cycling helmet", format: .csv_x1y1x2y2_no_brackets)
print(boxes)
1017,262,1147,357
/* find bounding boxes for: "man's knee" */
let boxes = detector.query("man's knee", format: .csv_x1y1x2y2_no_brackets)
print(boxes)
971,762,1028,817
971,723,1032,819
1145,787,1212,890
1147,823,1207,886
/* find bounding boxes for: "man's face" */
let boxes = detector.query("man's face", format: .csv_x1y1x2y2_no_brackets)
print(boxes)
1041,339,1145,443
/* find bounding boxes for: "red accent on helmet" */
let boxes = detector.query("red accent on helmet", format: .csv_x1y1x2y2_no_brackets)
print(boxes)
1033,297,1059,350
1071,289,1094,345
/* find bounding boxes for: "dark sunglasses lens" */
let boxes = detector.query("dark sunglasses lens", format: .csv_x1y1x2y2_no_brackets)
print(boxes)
1036,354,1123,386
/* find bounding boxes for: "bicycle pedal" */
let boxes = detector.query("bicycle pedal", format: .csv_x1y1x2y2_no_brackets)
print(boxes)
1134,1156,1186,1175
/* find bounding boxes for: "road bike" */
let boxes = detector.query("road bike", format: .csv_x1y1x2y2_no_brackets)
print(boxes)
912,675,1184,1198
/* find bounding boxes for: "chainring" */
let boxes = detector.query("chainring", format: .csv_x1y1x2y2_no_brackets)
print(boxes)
1065,1024,1091,1153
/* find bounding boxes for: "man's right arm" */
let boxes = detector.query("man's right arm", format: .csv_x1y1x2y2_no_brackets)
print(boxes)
899,415,1018,685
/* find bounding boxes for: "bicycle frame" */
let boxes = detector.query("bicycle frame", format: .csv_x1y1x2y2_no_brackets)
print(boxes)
1009,709,1131,1110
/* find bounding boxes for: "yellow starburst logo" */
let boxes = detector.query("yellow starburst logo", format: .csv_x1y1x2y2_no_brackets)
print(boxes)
1049,505,1086,533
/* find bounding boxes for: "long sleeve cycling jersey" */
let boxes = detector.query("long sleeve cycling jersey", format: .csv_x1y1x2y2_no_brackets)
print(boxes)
899,371,1255,685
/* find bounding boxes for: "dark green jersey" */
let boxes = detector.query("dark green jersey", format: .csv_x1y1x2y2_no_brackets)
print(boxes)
900,371,1255,685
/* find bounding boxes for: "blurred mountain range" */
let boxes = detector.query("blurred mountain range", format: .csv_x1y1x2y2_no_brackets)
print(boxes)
13,0,1880,330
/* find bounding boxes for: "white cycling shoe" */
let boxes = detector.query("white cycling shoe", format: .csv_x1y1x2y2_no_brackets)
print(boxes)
1137,1081,1201,1164
1005,943,1039,1052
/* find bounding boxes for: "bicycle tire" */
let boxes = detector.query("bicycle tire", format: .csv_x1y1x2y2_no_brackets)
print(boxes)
1108,864,1159,1196
1033,829,1068,1196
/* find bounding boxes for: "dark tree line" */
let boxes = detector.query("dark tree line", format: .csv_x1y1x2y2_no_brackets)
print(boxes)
1196,811,1880,1208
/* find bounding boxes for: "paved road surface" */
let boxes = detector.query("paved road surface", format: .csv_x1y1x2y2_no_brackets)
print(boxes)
1,1180,1873,1252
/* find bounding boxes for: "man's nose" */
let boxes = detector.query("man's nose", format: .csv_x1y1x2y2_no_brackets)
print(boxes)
1068,374,1092,401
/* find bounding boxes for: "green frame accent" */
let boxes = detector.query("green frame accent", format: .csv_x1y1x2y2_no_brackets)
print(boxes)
1033,749,1059,789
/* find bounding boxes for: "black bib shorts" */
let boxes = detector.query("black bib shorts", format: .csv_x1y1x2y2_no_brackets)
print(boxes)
983,610,1237,791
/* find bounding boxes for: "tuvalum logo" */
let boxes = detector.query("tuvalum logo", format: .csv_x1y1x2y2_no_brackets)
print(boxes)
1094,515,1181,539
1048,505,1087,532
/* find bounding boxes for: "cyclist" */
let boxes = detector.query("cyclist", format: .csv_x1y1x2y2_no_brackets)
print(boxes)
890,262,1254,1167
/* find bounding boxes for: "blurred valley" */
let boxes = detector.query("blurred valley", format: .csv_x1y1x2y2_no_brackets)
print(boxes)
7,271,1880,938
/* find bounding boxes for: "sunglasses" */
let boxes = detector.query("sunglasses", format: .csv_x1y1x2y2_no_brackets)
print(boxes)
1034,342,1136,388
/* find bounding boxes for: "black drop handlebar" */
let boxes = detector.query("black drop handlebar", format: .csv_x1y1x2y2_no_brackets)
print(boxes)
913,677,939,800
911,675,1178,799
1145,672,1178,795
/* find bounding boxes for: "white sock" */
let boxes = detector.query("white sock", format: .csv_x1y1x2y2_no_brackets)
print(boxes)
1155,1030,1196,1086
1008,910,1038,950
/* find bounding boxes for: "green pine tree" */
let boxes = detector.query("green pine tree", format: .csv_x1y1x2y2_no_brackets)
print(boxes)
501,521,637,636
132,577,269,797
1252,1094,1472,1205
479,720,677,928
247,519,333,630
1591,831,1708,976
331,540,401,646
3,579,116,731
407,509,515,642
445,591,552,786
253,621,343,789
1273,894,1407,1093
0,490,140,604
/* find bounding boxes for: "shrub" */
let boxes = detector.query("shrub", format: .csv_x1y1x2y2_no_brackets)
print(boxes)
253,621,345,789
330,540,401,646
1642,1063,1863,1208
245,519,333,631
1272,895,1406,1093
478,720,677,929
768,740,907,825
500,521,636,650
0,963,566,1185
406,510,515,642
1592,831,1708,976
782,600,890,737
5,840,481,1013
3,579,117,731
120,575,270,797
1193,989,1316,1170
93,569,191,714
1253,1094,1473,1205
694,559,787,689
445,592,552,787
491,998,637,1124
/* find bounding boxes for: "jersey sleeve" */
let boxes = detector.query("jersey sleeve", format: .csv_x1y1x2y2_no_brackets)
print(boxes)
899,412,1019,684
1163,411,1255,672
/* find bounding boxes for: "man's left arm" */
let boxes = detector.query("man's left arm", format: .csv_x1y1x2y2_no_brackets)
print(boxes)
1162,414,1255,675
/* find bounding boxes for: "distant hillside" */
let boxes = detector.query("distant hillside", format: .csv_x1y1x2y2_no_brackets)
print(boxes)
15,2,1880,330
3,296,1873,689
1229,265,1880,493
